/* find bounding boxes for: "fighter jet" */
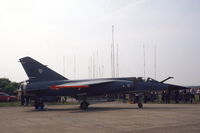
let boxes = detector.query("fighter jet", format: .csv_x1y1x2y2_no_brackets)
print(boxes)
19,56,188,110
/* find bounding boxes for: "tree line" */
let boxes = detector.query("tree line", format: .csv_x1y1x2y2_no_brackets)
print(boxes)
0,78,20,95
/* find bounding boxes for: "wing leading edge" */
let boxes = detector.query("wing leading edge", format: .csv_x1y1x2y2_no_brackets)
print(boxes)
49,79,125,90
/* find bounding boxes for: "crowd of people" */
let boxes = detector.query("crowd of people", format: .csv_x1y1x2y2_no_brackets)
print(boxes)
143,88,200,104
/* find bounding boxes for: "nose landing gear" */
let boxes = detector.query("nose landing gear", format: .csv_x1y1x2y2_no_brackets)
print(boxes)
80,101,89,110
138,102,143,108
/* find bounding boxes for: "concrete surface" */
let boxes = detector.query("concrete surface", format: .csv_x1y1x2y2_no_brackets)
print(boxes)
0,103,200,133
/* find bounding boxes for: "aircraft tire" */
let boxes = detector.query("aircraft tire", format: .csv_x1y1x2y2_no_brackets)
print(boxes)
80,102,89,110
138,103,143,108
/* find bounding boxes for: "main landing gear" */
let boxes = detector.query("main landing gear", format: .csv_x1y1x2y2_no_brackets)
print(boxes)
134,94,143,109
80,101,89,110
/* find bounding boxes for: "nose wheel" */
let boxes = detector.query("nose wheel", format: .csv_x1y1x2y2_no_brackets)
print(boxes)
138,103,143,108
80,101,89,110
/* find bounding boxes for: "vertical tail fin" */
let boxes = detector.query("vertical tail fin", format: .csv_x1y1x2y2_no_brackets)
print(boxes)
19,56,68,82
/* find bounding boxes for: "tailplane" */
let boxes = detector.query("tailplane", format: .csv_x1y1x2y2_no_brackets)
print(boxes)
19,56,68,82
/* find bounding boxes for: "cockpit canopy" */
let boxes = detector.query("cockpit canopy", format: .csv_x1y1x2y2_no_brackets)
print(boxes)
137,77,159,83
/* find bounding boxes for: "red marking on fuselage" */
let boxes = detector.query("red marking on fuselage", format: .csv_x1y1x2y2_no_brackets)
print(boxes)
49,85,90,90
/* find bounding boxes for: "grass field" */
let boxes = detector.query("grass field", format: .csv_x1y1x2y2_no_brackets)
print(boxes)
0,101,20,107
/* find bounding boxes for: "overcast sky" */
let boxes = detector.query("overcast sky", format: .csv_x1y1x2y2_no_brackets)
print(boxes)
0,0,200,86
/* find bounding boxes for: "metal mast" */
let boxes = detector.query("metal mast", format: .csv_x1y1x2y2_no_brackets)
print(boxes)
93,52,95,78
154,45,157,79
111,25,115,78
143,44,146,78
74,54,76,79
116,43,119,77
63,56,66,77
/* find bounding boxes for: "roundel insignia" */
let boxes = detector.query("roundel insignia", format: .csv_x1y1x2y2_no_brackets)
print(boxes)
38,68,43,74
127,84,131,88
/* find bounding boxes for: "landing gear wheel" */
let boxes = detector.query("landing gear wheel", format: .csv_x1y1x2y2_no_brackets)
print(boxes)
138,103,143,108
80,101,89,110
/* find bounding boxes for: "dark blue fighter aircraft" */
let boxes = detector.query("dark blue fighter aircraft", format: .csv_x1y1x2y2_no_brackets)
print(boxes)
19,56,188,110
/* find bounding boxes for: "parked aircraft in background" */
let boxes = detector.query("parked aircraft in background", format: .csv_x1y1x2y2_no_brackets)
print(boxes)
19,57,188,110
